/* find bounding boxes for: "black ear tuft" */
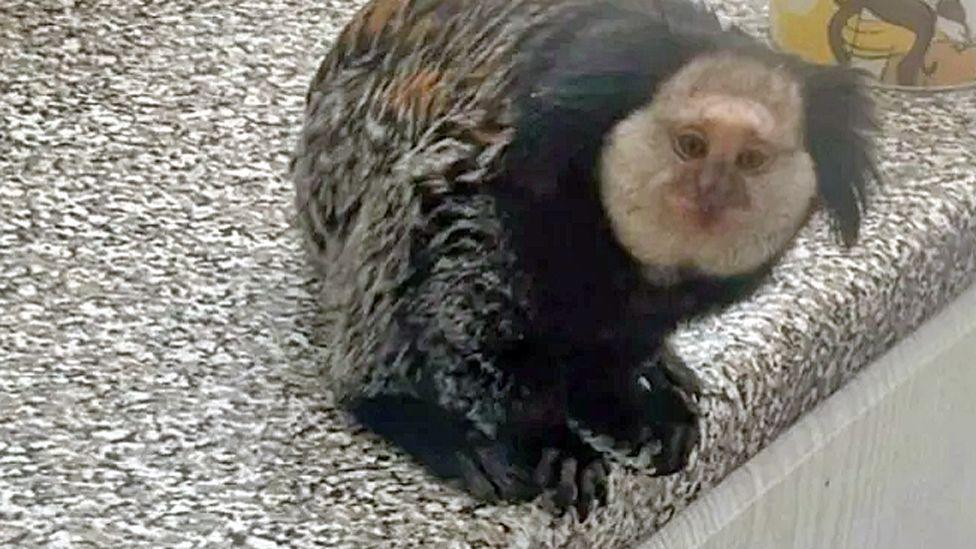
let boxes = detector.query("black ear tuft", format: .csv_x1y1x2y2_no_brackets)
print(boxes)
800,65,882,247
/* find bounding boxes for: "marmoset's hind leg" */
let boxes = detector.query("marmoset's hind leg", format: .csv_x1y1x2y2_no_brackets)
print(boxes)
350,340,610,514
350,388,609,516
351,191,609,516
350,393,540,502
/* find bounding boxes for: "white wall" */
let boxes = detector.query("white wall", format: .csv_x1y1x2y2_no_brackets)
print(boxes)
640,282,976,549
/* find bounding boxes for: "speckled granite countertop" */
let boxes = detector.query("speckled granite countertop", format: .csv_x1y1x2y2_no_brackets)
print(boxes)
1,1,974,547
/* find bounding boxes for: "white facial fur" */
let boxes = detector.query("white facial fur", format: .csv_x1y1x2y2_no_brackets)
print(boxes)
598,53,817,279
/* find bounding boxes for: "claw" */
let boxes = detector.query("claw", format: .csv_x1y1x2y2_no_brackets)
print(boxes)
456,451,498,502
578,459,609,519
533,447,562,487
552,457,579,511
650,422,699,475
472,445,514,498
447,421,612,518
527,440,611,518
464,438,541,501
652,343,704,404
593,462,609,504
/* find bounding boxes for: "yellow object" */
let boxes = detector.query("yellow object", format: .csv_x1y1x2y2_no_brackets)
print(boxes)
769,0,976,89
840,19,917,58
770,0,837,64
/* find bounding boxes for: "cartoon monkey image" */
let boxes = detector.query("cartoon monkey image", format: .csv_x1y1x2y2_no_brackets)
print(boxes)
828,0,972,85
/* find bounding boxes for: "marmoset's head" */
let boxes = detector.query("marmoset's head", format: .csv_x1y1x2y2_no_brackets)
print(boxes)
599,53,822,278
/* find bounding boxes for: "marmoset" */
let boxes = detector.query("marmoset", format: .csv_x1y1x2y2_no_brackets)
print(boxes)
291,0,879,518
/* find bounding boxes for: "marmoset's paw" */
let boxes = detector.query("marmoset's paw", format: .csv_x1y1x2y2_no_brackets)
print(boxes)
567,347,701,474
460,428,609,520
452,432,541,503
637,348,701,474
532,439,610,520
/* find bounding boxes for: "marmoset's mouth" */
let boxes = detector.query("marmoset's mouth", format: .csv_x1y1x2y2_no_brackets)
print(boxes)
666,188,749,232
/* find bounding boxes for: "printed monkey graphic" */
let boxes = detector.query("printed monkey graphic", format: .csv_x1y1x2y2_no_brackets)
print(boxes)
828,0,973,85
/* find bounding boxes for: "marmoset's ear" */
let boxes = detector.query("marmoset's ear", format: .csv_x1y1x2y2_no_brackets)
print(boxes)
800,65,882,246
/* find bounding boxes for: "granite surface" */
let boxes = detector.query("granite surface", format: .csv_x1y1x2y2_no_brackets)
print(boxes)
1,0,974,547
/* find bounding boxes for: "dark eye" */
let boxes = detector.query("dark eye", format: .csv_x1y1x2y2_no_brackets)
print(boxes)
736,149,769,172
673,131,709,160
